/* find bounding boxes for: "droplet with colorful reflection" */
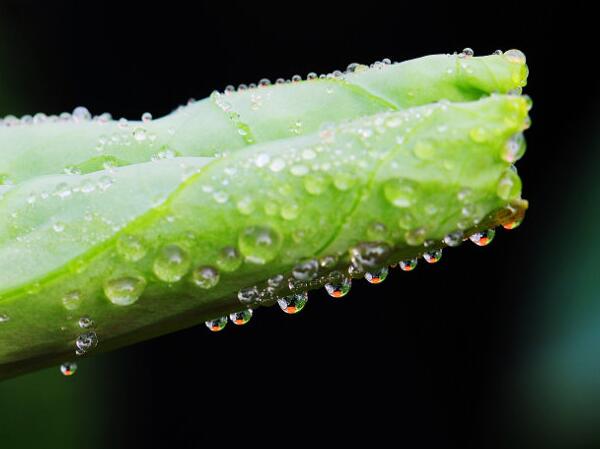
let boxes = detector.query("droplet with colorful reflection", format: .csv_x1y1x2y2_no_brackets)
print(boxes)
399,258,418,272
325,277,351,298
364,267,389,284
60,362,77,376
277,292,308,314
502,220,522,230
469,229,496,246
205,316,227,332
229,309,253,325
423,249,443,264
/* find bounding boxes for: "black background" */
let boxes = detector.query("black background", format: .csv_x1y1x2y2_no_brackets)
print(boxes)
0,2,596,448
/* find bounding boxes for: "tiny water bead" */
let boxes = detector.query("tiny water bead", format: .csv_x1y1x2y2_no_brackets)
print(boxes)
104,276,147,306
192,266,220,289
133,127,147,142
76,331,98,352
205,316,227,332
60,362,77,376
78,316,95,329
399,258,418,272
469,229,496,246
502,220,522,230
216,246,243,272
116,234,147,262
292,259,319,281
325,277,352,298
238,225,282,264
230,309,253,325
278,292,308,314
141,112,153,122
364,267,389,284
443,231,464,247
62,290,82,310
238,286,259,305
423,249,443,264
153,244,191,282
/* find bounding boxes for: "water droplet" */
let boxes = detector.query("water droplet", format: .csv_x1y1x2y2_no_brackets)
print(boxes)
469,229,496,246
205,316,227,332
153,245,191,282
493,49,503,55
141,112,153,122
238,226,282,264
325,277,351,298
303,173,327,195
366,222,388,241
504,49,526,64
278,292,308,314
53,222,65,233
443,231,464,247
501,133,526,163
76,331,98,352
351,242,391,270
54,182,72,199
269,158,286,172
62,290,82,310
292,259,319,281
290,164,309,176
399,258,418,272
280,202,300,220
72,106,91,121
383,178,415,208
423,249,443,264
116,234,147,262
0,313,10,323
459,48,474,58
405,228,426,246
216,246,242,272
236,196,255,215
255,153,270,167
60,362,77,376
496,170,522,201
133,127,147,142
364,267,389,284
414,141,435,159
192,266,220,289
502,220,522,230
104,276,146,306
78,315,95,329
238,286,259,305
230,309,253,325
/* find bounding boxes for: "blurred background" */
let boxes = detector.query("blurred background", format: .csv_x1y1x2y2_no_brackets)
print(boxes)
0,2,597,448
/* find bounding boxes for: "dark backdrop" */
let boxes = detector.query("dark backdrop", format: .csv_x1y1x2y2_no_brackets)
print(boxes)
0,2,598,449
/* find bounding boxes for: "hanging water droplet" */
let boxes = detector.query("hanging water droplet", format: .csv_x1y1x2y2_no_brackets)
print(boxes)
60,362,77,376
230,309,253,325
278,292,308,314
78,315,95,329
192,266,220,289
104,276,146,306
133,127,147,142
399,258,418,272
153,245,191,282
116,234,147,262
205,316,228,332
216,246,243,272
443,231,464,247
141,112,153,122
469,229,496,246
238,226,282,264
325,277,351,298
364,267,389,284
501,133,526,163
496,170,522,201
423,249,443,264
292,259,319,281
502,220,522,230
238,286,259,305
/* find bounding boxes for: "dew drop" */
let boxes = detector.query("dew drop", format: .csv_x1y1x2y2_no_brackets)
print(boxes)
60,362,77,376
238,286,259,305
78,315,95,329
153,245,191,282
351,242,391,270
104,276,146,306
501,133,526,163
268,274,285,288
502,220,522,230
496,170,522,201
72,106,91,122
325,277,351,298
236,196,255,215
0,313,10,323
230,309,253,325
303,173,328,195
269,158,286,172
278,292,308,314
423,249,443,264
280,202,300,220
460,47,474,57
238,226,282,264
405,228,426,246
469,229,496,246
364,267,389,284
399,258,418,272
216,246,243,272
205,316,227,332
383,178,415,208
76,331,98,352
367,222,388,241
192,266,220,289
504,49,526,64
443,231,464,247
116,234,147,262
133,127,147,142
141,112,153,122
292,259,319,281
62,290,82,310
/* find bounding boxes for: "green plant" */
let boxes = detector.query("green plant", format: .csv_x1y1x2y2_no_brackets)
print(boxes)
0,50,530,380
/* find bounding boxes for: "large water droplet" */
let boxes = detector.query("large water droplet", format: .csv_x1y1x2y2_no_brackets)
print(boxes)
104,276,146,306
399,258,418,272
469,229,496,246
292,259,319,281
230,309,253,325
153,245,191,282
205,316,227,332
504,49,526,64
238,226,282,264
116,234,147,262
192,266,220,289
278,292,308,314
216,246,243,272
364,267,389,284
501,133,526,163
60,362,77,376
325,277,351,298
423,249,443,264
